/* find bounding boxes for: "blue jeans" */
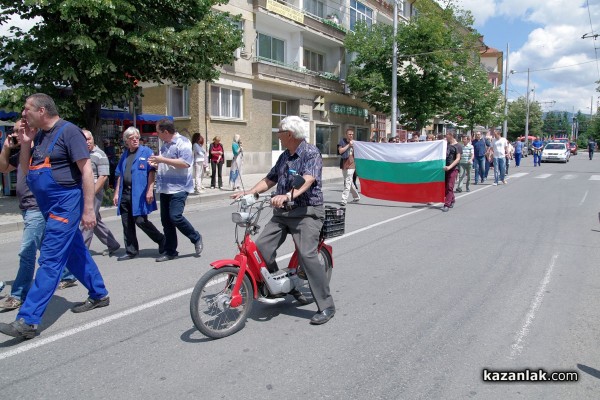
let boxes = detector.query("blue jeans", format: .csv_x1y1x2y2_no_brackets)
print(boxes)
12,209,45,300
160,192,201,256
514,152,522,166
493,157,506,183
473,156,485,183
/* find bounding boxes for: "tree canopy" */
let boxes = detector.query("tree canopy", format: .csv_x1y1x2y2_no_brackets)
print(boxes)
344,0,499,131
0,0,242,132
506,96,543,140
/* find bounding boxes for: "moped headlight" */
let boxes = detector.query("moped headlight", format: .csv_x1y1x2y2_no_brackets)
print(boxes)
232,212,250,225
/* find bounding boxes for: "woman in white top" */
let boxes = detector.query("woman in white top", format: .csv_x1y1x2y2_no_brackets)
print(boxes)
191,132,207,193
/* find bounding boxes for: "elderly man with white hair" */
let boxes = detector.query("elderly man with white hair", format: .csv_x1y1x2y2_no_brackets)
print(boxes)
232,116,336,325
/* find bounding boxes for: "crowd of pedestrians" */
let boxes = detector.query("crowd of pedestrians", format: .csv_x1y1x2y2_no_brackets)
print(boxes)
0,94,208,340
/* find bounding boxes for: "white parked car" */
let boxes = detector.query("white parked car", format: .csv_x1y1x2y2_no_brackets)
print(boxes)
541,142,570,163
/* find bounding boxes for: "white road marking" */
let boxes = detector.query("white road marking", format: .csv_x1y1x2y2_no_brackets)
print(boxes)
580,190,589,206
534,174,552,179
0,184,495,360
561,174,577,180
509,253,559,359
589,175,600,181
508,172,528,178
0,288,193,361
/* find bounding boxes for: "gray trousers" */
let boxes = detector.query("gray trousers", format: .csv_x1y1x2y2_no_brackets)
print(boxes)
255,206,334,312
81,191,120,251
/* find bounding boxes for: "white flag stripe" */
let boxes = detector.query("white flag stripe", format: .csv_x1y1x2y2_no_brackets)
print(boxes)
354,140,446,163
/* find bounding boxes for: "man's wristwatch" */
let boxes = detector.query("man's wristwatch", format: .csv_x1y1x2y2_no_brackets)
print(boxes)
285,192,292,201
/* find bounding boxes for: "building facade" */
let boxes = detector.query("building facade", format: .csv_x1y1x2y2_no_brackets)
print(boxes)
140,0,418,172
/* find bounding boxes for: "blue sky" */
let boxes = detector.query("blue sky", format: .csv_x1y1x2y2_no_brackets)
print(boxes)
456,0,600,115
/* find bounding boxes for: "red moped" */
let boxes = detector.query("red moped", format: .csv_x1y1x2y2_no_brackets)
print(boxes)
189,182,344,339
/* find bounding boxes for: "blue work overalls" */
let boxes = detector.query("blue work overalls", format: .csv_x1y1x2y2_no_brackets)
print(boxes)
17,123,108,325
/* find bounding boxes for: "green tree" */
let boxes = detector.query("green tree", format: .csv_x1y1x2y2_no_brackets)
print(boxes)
0,0,242,133
344,0,481,130
446,62,502,133
506,96,543,139
542,111,571,138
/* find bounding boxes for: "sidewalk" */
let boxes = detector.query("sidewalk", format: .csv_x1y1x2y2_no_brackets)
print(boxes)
0,166,343,234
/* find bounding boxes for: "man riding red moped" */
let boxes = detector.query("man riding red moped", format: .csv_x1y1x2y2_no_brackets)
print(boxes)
189,116,337,339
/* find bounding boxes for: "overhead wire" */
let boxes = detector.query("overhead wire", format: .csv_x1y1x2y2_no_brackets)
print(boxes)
585,0,600,79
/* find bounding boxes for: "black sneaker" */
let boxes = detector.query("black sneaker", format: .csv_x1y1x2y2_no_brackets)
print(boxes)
0,318,37,339
71,296,110,313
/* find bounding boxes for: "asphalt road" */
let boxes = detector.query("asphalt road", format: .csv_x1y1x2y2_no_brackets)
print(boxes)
1,155,599,399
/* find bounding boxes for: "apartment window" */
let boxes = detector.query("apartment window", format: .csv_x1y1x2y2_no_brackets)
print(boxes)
303,49,324,72
211,85,242,119
258,33,285,64
350,0,373,31
272,100,288,151
316,125,339,155
303,0,324,18
231,19,245,58
168,86,189,118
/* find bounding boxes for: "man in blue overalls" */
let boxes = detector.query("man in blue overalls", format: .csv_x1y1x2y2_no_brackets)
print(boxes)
0,93,109,340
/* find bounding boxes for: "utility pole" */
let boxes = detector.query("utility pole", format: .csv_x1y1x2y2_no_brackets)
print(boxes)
502,43,509,139
525,68,530,147
391,0,398,139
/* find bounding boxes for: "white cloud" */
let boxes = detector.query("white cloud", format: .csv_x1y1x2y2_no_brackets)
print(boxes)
456,0,600,113
454,0,497,26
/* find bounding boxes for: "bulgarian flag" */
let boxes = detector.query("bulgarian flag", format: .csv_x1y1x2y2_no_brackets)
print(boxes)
353,140,447,203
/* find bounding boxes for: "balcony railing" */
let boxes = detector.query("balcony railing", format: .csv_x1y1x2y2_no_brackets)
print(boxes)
252,57,344,92
253,0,346,42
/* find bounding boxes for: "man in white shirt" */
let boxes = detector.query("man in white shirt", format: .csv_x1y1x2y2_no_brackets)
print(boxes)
491,130,508,185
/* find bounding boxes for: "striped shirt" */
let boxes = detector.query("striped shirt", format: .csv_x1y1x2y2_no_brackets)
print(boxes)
460,143,473,164
155,133,194,194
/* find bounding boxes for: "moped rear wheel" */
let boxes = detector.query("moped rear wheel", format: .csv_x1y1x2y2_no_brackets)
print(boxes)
190,266,254,339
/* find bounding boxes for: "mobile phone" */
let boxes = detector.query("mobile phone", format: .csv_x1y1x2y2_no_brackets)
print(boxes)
10,135,18,145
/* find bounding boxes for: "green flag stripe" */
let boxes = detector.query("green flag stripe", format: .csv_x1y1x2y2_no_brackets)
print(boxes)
355,158,445,184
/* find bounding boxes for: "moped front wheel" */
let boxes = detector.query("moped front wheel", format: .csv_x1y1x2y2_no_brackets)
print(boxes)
190,266,254,339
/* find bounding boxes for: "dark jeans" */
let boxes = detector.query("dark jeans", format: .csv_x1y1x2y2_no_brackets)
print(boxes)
120,189,164,256
473,156,485,183
159,192,201,256
210,161,223,188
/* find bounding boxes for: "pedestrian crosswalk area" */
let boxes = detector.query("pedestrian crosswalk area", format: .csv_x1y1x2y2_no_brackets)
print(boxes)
505,172,600,181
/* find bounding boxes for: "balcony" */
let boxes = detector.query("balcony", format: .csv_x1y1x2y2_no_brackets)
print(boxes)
253,0,346,43
252,57,344,92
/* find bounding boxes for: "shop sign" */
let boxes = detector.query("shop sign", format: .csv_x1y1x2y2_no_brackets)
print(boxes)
330,103,368,117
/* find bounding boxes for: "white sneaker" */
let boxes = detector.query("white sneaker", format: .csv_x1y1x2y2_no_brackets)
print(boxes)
493,183,498,186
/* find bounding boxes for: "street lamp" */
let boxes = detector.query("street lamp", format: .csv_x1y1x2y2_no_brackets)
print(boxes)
502,44,510,139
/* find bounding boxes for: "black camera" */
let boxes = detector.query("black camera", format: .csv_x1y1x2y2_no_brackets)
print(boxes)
10,135,18,145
